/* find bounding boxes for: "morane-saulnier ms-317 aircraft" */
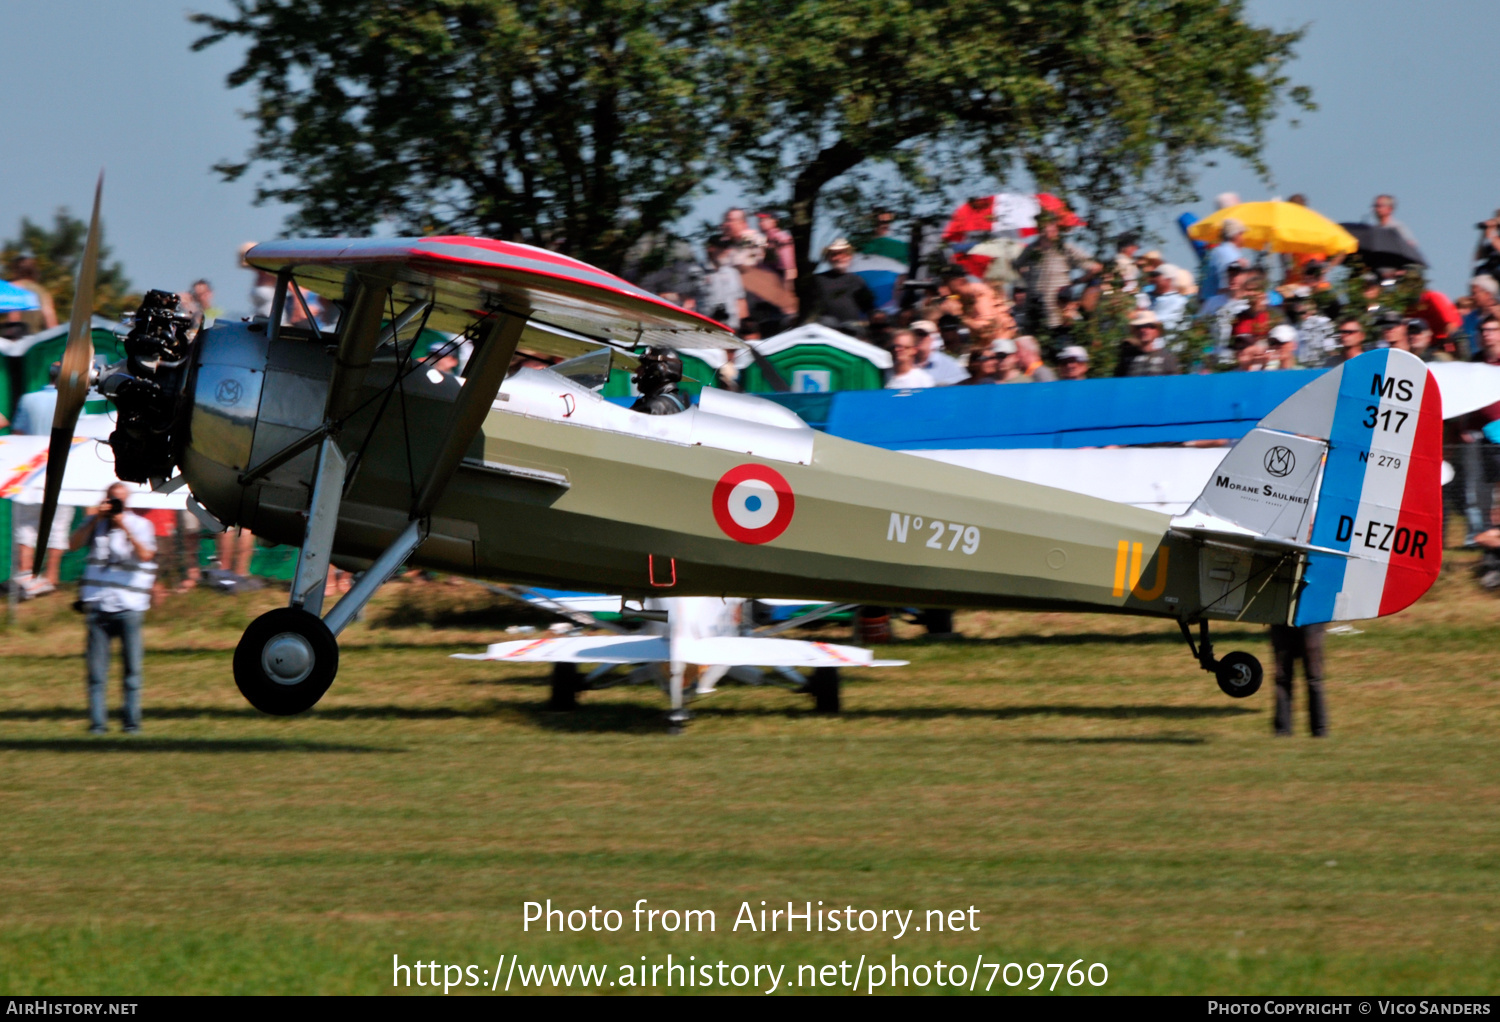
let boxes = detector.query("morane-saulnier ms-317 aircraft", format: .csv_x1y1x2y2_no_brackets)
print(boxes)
34,177,1444,720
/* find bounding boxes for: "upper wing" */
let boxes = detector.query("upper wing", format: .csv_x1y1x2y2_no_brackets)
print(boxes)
247,236,738,352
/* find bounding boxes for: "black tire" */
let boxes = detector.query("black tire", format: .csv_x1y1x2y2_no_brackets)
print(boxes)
233,607,339,715
808,666,841,714
548,662,581,711
1215,650,1263,699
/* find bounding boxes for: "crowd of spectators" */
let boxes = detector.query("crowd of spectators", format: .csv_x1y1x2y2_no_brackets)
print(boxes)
633,195,1500,393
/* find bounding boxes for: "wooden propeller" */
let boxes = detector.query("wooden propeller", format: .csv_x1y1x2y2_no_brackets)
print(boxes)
31,171,103,575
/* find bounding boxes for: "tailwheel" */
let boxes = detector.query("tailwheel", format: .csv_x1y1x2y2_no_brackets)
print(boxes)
548,662,582,711
807,666,841,714
1215,651,1263,699
233,607,339,715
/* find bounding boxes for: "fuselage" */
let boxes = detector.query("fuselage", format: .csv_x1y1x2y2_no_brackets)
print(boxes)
181,321,1296,624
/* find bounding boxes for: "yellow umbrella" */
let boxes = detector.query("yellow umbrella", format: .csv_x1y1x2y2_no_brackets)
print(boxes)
1187,201,1358,256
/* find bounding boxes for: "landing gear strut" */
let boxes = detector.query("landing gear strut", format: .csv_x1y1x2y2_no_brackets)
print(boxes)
549,663,583,711
1179,619,1263,699
806,667,841,714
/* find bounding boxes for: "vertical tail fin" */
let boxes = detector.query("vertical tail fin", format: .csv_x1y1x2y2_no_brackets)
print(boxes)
1177,349,1443,624
1291,349,1443,623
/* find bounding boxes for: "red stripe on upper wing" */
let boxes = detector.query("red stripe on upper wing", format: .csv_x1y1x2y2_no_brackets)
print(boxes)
411,237,733,333
1378,370,1444,616
423,236,592,271
245,235,735,337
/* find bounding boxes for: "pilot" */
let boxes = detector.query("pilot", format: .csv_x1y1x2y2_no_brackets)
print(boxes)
630,346,689,415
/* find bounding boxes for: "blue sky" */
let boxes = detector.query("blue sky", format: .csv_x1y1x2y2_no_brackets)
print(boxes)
2,0,1496,315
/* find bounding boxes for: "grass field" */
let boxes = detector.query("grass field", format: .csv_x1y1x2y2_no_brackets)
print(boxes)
1,558,1498,996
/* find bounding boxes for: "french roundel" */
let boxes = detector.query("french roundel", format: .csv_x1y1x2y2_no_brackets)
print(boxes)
712,464,795,544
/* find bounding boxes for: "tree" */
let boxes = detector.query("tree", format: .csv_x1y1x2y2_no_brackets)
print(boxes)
192,0,721,273
718,0,1312,275
194,0,1309,282
2,209,138,322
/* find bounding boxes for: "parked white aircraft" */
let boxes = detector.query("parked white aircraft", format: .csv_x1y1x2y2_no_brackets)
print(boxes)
454,595,905,724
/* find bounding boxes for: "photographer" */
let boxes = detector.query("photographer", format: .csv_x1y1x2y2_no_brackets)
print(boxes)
70,483,157,735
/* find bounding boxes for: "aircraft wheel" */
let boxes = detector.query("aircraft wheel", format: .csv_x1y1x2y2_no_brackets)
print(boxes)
808,666,841,714
233,607,339,715
548,662,581,711
1215,651,1263,699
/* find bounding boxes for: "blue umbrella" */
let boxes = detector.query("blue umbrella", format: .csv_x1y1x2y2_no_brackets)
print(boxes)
0,279,41,312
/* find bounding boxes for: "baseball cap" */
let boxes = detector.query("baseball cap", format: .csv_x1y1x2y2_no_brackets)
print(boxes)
911,319,939,335
988,337,1018,355
1128,309,1161,327
1406,318,1432,333
1056,345,1090,363
1268,324,1297,346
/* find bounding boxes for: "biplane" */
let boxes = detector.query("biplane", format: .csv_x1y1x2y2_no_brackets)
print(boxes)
32,177,1445,723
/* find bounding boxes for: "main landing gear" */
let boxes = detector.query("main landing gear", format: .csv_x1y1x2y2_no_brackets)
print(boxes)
232,438,430,715
234,607,339,715
1179,619,1263,699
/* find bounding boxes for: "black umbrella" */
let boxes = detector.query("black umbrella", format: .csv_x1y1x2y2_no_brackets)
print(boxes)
1338,223,1427,268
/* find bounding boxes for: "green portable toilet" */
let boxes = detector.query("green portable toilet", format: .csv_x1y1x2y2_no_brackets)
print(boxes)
737,324,891,394
11,319,129,398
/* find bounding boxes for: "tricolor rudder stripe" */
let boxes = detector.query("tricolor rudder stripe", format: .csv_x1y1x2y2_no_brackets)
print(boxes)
1294,349,1442,626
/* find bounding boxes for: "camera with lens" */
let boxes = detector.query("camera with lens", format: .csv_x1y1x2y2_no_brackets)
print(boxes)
106,496,124,516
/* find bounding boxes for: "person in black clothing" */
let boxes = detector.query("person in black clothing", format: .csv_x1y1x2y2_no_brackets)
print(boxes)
630,346,689,415
1115,309,1179,376
799,238,874,333
1269,624,1328,737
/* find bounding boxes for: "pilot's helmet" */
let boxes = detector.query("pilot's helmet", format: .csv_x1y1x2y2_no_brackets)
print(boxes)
634,346,683,389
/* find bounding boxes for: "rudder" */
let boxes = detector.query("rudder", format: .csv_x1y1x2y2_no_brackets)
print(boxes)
1291,349,1443,624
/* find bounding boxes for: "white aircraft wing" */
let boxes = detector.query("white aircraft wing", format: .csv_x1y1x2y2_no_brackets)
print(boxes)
452,635,669,664
908,447,1229,514
452,634,905,668
1426,361,1500,420
0,432,188,510
674,637,906,668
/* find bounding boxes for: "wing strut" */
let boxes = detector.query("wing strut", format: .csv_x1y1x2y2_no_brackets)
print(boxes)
325,273,396,423
412,311,528,519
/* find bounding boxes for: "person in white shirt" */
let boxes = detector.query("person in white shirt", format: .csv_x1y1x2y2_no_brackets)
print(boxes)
1286,295,1335,367
71,483,157,734
911,321,969,385
885,329,936,389
1150,264,1190,332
